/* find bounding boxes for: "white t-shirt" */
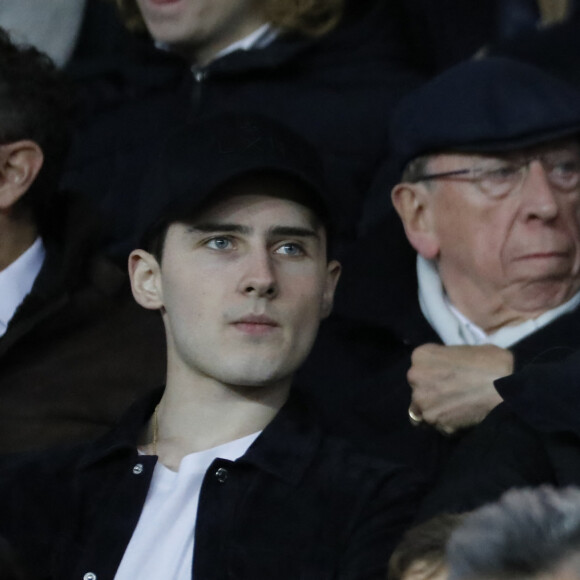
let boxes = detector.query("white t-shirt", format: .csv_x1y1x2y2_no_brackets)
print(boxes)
114,431,260,580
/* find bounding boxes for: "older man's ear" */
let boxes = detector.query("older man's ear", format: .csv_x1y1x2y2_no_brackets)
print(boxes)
391,182,440,260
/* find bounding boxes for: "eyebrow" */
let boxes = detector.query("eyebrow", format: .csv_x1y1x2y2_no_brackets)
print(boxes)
268,226,320,240
188,223,251,234
187,223,320,240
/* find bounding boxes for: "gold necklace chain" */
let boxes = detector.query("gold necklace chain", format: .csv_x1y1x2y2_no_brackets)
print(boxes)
152,404,159,456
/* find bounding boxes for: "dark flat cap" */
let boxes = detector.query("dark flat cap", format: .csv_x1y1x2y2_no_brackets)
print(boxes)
135,113,329,246
390,57,580,173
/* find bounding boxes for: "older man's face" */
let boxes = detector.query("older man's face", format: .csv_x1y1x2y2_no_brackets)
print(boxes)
419,139,580,327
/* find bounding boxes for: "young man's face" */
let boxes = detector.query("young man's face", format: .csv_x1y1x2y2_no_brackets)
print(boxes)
135,0,266,63
130,176,340,392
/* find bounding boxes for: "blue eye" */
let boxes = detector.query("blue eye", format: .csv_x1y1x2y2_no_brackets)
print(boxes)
275,243,304,256
206,237,234,250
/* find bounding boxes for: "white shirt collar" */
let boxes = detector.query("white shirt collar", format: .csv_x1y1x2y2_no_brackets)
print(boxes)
0,237,46,337
212,23,278,60
417,254,580,348
156,23,279,65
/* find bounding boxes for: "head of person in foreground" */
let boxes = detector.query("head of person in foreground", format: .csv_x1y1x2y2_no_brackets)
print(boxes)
389,513,466,580
447,486,580,580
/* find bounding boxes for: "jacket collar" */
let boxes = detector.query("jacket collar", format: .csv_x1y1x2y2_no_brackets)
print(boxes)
334,215,438,346
239,391,322,485
80,386,322,485
79,387,163,468
204,34,316,75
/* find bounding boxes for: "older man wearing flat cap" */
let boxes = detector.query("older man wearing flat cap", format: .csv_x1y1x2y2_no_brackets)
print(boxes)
298,57,580,462
391,56,580,432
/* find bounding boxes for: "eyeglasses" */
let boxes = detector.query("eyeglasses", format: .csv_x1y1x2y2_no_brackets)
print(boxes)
413,148,580,199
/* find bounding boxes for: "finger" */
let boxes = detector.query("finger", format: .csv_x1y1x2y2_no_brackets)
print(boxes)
435,423,456,436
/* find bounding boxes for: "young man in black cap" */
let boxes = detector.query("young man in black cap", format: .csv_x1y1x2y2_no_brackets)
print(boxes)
0,114,423,580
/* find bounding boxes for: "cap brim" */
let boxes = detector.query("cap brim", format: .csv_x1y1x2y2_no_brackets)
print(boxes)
436,121,580,155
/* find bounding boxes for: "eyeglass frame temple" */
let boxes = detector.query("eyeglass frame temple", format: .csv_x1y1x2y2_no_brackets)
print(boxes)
411,169,473,183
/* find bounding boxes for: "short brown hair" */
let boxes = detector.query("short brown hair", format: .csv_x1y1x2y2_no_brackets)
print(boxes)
388,514,466,580
113,0,344,37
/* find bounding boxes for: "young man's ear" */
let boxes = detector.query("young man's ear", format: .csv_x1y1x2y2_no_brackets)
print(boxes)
391,182,440,260
128,249,164,310
320,260,341,319
0,141,44,211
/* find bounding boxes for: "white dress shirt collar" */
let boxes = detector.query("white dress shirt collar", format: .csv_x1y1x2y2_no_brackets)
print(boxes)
212,23,279,60
155,23,279,65
0,237,45,337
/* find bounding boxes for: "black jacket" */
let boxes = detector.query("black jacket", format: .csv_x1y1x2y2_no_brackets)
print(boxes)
0,388,425,580
495,348,580,435
62,3,421,257
0,192,166,453
417,402,580,519
297,217,580,473
416,348,580,517
489,7,580,89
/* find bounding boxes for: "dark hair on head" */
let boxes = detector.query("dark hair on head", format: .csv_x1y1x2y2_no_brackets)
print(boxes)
388,513,467,580
114,0,344,38
144,227,167,265
0,28,75,236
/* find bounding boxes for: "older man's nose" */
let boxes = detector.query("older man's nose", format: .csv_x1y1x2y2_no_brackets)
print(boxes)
520,160,559,221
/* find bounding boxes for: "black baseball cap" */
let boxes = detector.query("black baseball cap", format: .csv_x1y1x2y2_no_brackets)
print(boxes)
135,113,331,247
390,57,580,175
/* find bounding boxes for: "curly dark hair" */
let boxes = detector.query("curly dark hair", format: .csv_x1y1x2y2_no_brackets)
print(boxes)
0,28,75,234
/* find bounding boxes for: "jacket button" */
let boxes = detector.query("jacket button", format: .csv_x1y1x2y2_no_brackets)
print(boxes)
215,467,228,483
132,463,144,475
83,573,97,580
